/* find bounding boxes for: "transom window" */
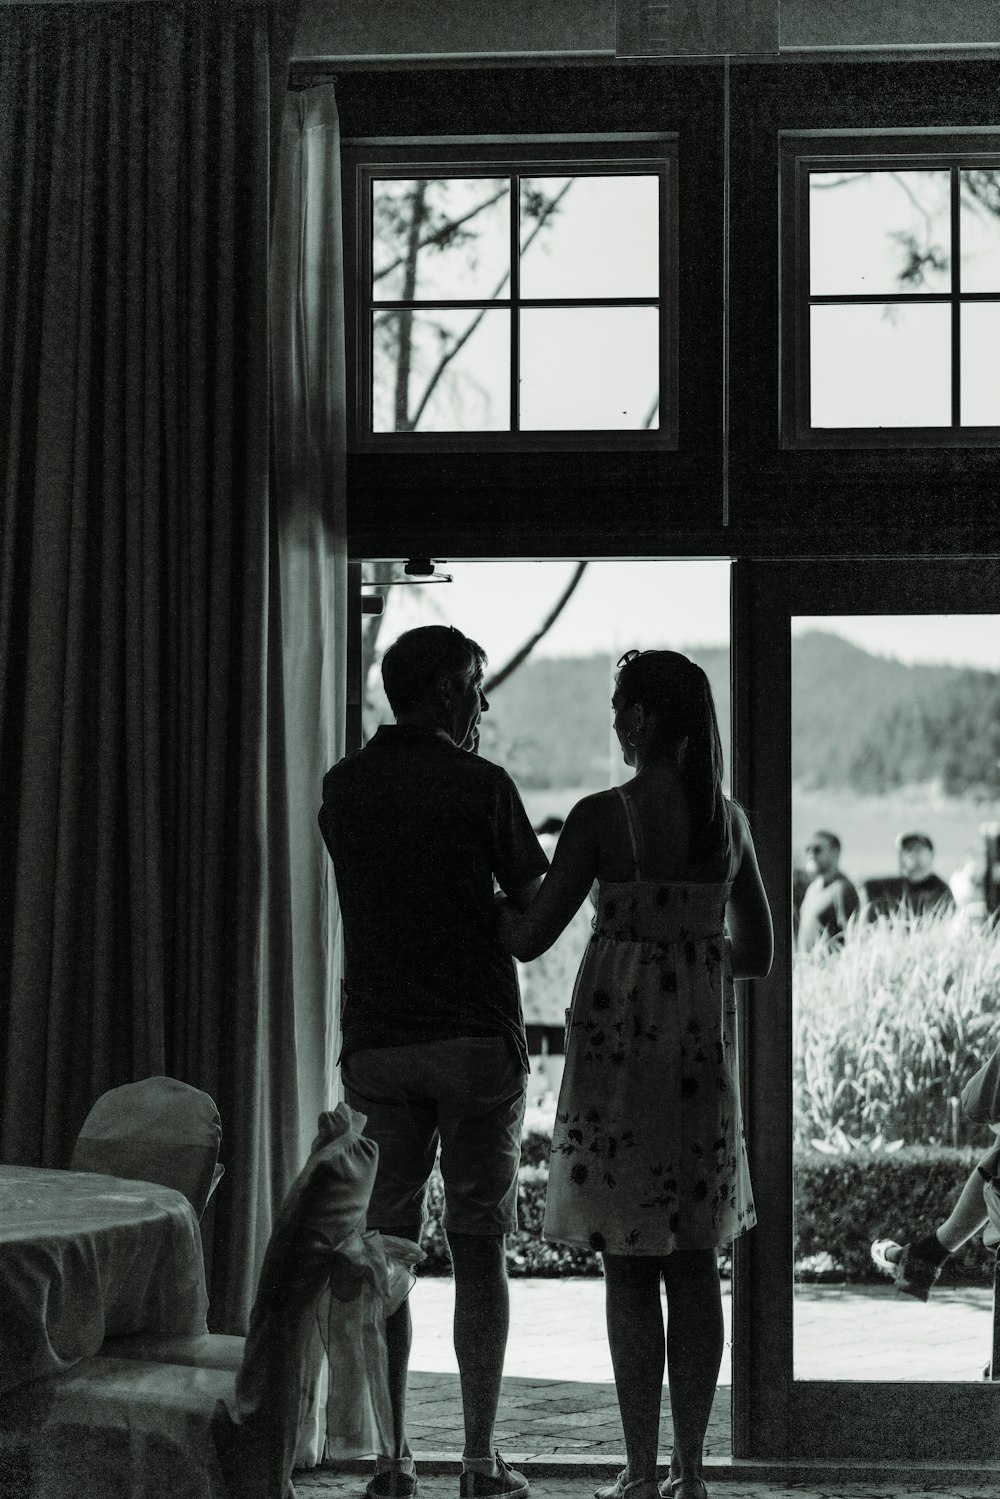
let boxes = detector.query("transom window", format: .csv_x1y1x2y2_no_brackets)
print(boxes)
781,134,1000,447
344,139,677,450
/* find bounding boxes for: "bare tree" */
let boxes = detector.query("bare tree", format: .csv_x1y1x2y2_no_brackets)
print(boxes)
374,177,574,433
360,561,591,739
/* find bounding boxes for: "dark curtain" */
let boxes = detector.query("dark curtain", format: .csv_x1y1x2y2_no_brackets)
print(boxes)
0,0,302,1330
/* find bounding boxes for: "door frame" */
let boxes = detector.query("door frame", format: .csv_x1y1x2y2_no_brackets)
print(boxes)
731,554,1000,1462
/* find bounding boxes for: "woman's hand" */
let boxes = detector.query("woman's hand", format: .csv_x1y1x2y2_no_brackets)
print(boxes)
495,894,525,953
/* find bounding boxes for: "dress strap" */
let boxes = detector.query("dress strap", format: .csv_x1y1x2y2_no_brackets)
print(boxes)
614,785,642,881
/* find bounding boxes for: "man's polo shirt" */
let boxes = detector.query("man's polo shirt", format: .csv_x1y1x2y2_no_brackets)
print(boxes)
319,725,548,1071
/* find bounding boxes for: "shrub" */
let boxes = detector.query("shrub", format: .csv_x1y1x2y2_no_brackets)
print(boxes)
414,1143,998,1285
795,1144,996,1286
794,910,1000,1150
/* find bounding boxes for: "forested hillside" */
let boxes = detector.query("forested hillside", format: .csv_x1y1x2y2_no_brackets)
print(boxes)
471,633,1000,795
791,632,1000,797
477,649,731,789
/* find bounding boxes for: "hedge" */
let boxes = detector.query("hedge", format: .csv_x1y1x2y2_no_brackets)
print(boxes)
413,1138,998,1287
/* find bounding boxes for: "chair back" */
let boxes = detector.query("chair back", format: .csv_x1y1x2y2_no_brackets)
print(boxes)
70,1076,223,1220
227,1102,378,1498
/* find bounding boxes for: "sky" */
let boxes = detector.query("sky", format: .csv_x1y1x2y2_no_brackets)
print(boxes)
365,560,731,667
791,614,1000,670
365,560,1000,672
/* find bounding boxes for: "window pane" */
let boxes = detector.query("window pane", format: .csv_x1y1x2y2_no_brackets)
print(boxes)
519,308,659,430
372,178,511,302
519,176,659,299
810,171,951,296
810,304,950,427
791,613,1000,1382
372,309,510,431
960,170,1000,292
961,302,1000,425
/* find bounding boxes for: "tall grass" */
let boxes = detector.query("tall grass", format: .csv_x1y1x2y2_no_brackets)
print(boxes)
794,911,1000,1150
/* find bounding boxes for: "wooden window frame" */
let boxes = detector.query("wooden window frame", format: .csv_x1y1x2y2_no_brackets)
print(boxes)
342,135,680,454
779,129,1000,450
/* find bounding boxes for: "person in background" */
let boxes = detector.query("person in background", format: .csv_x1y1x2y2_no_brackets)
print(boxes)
796,831,860,951
860,831,956,922
871,1140,1000,1300
498,649,773,1499
896,831,956,916
873,1037,1000,1303
319,625,548,1499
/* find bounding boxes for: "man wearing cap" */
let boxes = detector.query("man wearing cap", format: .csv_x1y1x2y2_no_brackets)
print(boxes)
797,830,861,951
896,831,956,916
319,624,548,1499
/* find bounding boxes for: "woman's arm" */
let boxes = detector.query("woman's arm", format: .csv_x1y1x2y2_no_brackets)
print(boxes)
726,803,774,979
497,796,601,961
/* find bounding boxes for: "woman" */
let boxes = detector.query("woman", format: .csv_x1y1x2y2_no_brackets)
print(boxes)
497,650,772,1499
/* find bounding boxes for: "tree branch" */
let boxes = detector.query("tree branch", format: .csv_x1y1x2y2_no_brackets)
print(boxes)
484,562,589,694
406,181,576,430
374,186,511,284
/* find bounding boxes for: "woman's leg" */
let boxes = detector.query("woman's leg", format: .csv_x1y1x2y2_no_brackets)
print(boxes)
937,1164,990,1252
602,1253,665,1484
661,1248,724,1491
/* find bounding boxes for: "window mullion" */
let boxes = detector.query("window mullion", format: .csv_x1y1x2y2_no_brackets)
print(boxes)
511,174,521,433
951,165,961,429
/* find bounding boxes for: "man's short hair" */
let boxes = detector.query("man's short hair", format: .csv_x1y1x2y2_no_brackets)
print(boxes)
811,830,841,854
381,625,486,715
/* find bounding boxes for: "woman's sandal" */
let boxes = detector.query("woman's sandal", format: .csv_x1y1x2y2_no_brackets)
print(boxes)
594,1473,660,1499
665,1480,709,1499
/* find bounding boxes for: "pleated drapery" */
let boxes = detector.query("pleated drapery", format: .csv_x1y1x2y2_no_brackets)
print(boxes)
270,82,347,1162
0,1,338,1334
269,84,349,1466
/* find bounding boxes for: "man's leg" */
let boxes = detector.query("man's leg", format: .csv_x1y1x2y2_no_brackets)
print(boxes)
435,1036,528,1495
447,1231,510,1460
378,1223,423,1464
343,1050,439,1494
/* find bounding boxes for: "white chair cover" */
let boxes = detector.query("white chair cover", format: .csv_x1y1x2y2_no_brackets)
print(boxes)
71,1078,223,1220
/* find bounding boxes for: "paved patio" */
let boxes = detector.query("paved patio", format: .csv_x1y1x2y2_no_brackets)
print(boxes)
298,1274,1000,1492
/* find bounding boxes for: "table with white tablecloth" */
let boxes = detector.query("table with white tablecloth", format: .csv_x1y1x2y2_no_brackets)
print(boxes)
0,1164,209,1394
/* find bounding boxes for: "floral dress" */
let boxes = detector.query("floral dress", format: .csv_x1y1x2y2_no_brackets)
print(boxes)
543,786,755,1256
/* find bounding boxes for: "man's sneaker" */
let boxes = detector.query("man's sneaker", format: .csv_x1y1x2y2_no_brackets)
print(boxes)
366,1469,418,1498
459,1451,529,1499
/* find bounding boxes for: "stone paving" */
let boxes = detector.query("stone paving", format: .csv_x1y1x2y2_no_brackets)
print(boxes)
298,1480,1000,1499
297,1275,1000,1495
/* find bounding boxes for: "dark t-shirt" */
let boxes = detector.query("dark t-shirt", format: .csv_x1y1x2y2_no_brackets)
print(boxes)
319,725,549,1071
903,873,955,916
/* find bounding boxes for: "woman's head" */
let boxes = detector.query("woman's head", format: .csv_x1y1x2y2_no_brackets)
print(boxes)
613,649,729,859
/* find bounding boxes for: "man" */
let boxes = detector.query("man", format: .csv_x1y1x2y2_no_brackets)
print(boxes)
860,831,956,921
796,830,860,951
896,831,956,916
319,625,548,1499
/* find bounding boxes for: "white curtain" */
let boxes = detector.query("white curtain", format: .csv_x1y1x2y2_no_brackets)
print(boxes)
270,82,349,1466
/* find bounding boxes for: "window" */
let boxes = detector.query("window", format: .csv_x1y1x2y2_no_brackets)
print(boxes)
781,134,1000,447
343,138,677,450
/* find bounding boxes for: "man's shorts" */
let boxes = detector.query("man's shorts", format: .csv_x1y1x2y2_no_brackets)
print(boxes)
341,1035,527,1237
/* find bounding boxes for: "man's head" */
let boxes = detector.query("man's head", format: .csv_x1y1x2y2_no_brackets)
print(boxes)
804,830,841,879
897,831,934,883
381,625,488,747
